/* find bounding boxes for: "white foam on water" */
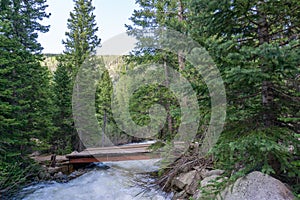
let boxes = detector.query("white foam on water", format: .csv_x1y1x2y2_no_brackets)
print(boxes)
19,159,171,200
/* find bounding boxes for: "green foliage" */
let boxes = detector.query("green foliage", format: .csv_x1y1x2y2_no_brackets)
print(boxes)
0,0,53,194
0,154,42,197
149,141,166,151
197,127,299,198
95,68,127,146
1,0,298,196
213,127,300,175
52,58,74,153
129,83,180,140
52,0,101,152
128,0,300,197
0,0,54,148
188,0,300,196
63,0,100,74
126,0,203,142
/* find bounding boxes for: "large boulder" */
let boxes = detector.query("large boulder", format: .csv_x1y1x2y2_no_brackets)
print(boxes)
220,171,295,200
193,171,296,200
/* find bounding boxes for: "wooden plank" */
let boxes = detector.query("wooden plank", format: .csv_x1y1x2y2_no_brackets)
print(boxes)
69,153,161,163
76,148,148,154
67,146,152,158
67,149,151,159
86,143,152,151
66,142,186,164
66,144,151,158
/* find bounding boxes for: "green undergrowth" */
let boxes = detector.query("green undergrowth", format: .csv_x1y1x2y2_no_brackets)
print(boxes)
0,155,42,198
199,127,300,199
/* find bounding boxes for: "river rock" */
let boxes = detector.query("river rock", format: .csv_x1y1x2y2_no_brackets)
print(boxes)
53,172,68,183
186,171,202,195
219,171,296,200
53,172,63,179
68,169,87,180
192,174,225,199
47,167,61,175
201,174,223,188
38,171,50,180
193,171,296,200
171,190,188,200
172,170,197,191
202,169,225,178
47,165,69,175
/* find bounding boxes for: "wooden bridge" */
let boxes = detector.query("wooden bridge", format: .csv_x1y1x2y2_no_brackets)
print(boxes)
66,143,161,164
31,142,187,174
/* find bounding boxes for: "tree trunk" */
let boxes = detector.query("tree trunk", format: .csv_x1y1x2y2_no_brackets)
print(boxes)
177,0,185,71
75,82,85,152
102,110,107,147
50,154,56,167
258,3,275,127
164,60,173,136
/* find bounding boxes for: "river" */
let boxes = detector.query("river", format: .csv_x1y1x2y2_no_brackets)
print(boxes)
16,159,172,200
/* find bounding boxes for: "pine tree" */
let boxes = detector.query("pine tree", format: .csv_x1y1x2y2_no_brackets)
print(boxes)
0,0,53,193
126,0,208,141
126,0,176,140
0,0,52,151
53,0,100,152
128,0,300,196
63,0,100,75
52,58,73,153
189,0,300,191
95,69,113,146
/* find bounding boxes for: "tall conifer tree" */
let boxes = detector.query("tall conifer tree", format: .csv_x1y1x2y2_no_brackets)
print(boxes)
0,0,52,152
53,0,100,151
0,0,53,193
189,0,300,191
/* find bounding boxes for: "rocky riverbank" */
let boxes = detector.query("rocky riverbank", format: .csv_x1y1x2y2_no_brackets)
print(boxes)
30,147,297,200
169,168,296,200
30,153,91,183
155,143,296,200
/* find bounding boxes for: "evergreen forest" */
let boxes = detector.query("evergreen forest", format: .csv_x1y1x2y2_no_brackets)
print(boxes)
0,0,299,198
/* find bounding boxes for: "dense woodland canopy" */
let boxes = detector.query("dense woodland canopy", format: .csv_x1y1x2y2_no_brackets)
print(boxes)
0,0,299,197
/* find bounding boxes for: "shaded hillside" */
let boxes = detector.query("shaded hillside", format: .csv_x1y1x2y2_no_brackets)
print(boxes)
42,54,126,76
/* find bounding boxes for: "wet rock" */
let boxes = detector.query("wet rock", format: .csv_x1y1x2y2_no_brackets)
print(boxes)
38,171,50,180
68,169,87,180
192,189,202,200
170,168,226,199
53,172,68,183
47,165,69,175
198,168,209,179
87,162,110,170
54,172,63,178
47,167,61,175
